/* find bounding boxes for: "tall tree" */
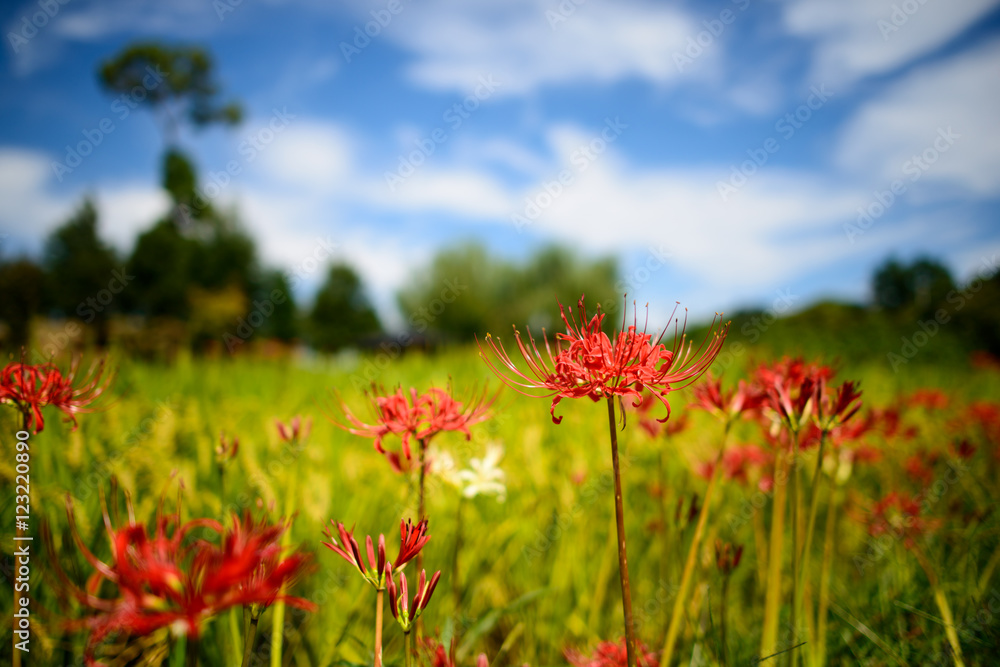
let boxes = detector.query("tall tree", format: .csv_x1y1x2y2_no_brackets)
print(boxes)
310,264,381,352
44,200,119,347
0,258,46,351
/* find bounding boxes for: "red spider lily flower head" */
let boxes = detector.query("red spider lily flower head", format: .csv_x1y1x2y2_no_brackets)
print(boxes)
906,389,950,411
386,568,441,633
865,492,939,549
333,384,495,473
57,491,314,666
322,517,429,588
951,439,976,460
321,521,389,589
814,379,863,432
215,433,239,465
565,638,660,667
1,356,114,434
714,539,743,576
904,451,939,488
697,444,772,487
965,401,1000,445
477,654,490,667
395,518,431,570
44,356,115,429
421,637,457,667
276,415,312,443
755,357,833,434
870,405,919,441
478,294,729,425
0,361,59,432
691,374,766,425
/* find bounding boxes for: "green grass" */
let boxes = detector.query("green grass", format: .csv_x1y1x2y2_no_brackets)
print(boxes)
2,344,1000,666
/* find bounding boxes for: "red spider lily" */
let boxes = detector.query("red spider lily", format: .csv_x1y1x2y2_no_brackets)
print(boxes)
276,415,312,443
814,379,863,431
386,568,441,633
0,357,114,433
871,405,919,441
714,540,743,575
965,401,1000,445
0,362,59,432
44,356,115,428
906,389,950,411
565,638,660,667
56,495,314,666
422,637,457,667
866,492,939,549
334,385,495,472
215,433,239,464
690,374,766,425
755,357,833,433
697,444,772,487
322,518,429,588
479,295,729,424
951,439,976,460
904,451,939,487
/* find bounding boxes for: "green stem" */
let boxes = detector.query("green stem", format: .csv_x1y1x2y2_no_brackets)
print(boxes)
452,497,464,611
185,636,199,667
788,431,801,667
241,612,259,667
761,449,788,657
404,631,413,667
662,423,730,666
721,575,731,667
913,546,966,667
375,588,384,667
815,486,838,667
607,397,637,667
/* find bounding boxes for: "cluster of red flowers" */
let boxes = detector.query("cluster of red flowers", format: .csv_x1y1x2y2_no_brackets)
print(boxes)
866,492,940,549
479,296,730,424
337,385,495,472
565,638,660,667
322,518,431,589
56,494,314,666
0,357,113,433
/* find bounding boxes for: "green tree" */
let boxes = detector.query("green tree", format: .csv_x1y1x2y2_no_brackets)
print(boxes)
310,264,381,352
43,199,119,346
125,219,196,319
397,243,618,340
258,270,299,342
98,42,242,144
872,257,956,318
0,258,46,351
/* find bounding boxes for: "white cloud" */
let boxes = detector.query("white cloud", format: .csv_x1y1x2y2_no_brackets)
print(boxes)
836,39,1000,197
0,147,170,255
254,121,353,192
378,0,697,95
781,0,1000,84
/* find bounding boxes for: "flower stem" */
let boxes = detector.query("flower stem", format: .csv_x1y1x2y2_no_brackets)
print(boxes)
452,497,464,611
913,546,966,667
815,486,837,667
375,588,384,667
416,438,426,644
662,427,728,666
761,449,788,658
606,397,637,667
788,431,801,667
241,611,259,667
404,631,413,667
721,574,731,667
185,636,199,667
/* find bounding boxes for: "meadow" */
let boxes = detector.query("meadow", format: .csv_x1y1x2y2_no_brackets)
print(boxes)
3,339,1000,667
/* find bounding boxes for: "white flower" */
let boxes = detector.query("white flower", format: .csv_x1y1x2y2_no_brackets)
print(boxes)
455,444,507,502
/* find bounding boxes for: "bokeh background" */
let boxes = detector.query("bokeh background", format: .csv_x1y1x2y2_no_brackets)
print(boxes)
1,0,1000,358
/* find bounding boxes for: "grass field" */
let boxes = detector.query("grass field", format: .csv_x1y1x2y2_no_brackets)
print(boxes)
3,343,1000,666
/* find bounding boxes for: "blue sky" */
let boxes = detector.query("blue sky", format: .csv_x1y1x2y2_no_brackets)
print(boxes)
2,0,999,328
